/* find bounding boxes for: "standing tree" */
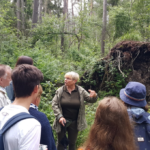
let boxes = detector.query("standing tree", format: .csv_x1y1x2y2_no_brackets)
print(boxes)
16,0,21,30
101,0,107,56
32,0,39,28
61,0,68,52
21,0,25,30
39,0,43,23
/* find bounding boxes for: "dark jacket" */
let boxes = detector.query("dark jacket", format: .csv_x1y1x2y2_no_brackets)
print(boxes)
127,107,150,150
5,81,15,102
52,85,98,133
29,108,56,150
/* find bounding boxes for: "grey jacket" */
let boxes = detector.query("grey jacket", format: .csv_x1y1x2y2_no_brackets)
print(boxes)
52,85,98,133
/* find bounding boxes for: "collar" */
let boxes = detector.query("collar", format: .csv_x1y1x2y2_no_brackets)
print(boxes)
30,103,38,110
64,85,78,92
0,86,6,94
127,107,145,115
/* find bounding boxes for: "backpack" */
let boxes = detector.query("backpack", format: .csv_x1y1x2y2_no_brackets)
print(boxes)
128,111,150,150
0,108,34,150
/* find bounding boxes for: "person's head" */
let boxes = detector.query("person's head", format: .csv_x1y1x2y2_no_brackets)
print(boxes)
15,56,33,67
120,81,147,109
12,64,43,98
84,97,136,150
32,84,43,106
64,71,79,87
0,65,12,88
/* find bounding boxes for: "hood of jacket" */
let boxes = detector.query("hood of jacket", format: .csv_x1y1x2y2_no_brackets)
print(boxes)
127,107,150,124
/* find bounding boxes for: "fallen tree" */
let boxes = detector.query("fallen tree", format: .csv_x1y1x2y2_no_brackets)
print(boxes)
80,41,150,102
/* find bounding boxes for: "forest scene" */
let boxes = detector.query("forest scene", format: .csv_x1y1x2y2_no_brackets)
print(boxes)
1,0,150,148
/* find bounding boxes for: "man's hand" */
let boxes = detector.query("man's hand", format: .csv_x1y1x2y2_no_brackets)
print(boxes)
59,117,66,126
88,89,97,98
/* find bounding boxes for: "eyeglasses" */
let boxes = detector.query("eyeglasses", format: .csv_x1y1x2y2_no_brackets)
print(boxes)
64,78,72,80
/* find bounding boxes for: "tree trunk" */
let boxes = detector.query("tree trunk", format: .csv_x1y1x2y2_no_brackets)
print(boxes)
101,0,107,56
71,0,74,17
61,0,68,52
39,0,43,23
21,0,25,30
63,0,68,19
16,0,21,30
32,0,39,28
44,0,48,15
90,0,93,15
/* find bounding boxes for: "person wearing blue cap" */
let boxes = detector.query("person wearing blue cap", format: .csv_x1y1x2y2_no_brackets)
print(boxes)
120,81,150,150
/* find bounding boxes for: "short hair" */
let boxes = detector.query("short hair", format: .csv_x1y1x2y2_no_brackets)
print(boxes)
65,71,79,81
15,56,33,67
12,64,43,98
37,85,43,98
0,65,11,78
0,65,6,78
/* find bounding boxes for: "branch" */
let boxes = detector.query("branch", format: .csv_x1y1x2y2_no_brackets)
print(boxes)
116,50,125,77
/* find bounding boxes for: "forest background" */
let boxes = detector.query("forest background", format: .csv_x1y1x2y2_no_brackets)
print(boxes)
0,0,150,148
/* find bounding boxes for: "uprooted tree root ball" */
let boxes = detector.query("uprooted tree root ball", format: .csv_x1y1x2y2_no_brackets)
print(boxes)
80,41,150,102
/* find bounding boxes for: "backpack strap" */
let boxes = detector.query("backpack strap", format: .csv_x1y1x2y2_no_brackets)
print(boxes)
0,112,34,150
0,107,3,111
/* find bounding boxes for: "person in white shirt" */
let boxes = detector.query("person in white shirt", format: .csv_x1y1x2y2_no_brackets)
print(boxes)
0,65,11,107
0,64,44,150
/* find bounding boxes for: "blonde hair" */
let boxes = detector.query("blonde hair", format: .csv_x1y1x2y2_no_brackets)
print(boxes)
65,71,79,81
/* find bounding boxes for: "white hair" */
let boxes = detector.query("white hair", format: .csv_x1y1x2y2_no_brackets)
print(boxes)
6,65,12,71
3,65,12,79
65,71,79,81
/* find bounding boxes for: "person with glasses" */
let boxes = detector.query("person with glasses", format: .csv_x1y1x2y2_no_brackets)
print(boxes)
52,71,98,150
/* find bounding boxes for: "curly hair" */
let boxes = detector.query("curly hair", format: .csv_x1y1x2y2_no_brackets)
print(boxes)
84,97,137,150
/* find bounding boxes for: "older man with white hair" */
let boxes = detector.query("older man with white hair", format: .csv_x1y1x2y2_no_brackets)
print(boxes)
0,65,11,107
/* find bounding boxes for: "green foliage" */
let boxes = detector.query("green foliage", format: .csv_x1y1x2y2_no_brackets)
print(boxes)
109,7,131,40
1,0,150,146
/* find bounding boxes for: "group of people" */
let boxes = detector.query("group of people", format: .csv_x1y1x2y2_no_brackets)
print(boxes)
0,55,150,150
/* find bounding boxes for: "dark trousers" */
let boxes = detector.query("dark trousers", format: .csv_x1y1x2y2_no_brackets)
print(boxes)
57,121,78,150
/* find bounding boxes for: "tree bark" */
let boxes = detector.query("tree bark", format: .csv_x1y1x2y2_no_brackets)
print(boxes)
32,0,39,28
44,0,48,15
16,0,21,30
101,0,107,56
63,0,68,19
39,0,43,23
90,0,93,15
21,0,25,30
61,0,68,52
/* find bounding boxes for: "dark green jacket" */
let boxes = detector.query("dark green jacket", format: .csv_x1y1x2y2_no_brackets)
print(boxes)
52,85,98,133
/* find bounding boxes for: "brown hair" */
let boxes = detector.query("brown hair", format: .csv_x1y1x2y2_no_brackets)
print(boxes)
37,84,43,98
15,56,33,67
12,64,43,98
84,97,137,150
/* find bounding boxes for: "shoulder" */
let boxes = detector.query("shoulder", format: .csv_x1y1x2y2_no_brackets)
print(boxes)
29,108,49,124
0,91,4,97
54,86,64,95
18,118,41,130
77,85,85,91
57,86,64,92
